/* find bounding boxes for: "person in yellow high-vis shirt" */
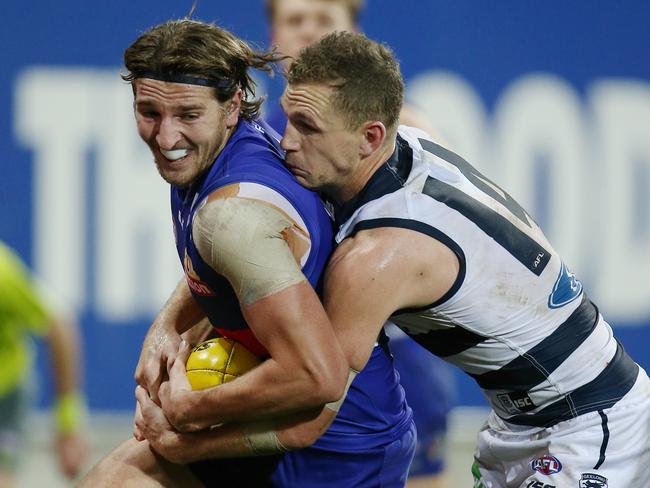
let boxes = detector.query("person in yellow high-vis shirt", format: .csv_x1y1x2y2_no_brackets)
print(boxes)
0,241,87,487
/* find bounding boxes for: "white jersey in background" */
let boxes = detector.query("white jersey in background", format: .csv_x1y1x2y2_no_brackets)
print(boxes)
333,125,650,487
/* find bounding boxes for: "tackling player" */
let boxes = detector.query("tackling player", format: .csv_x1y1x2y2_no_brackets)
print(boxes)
265,1,454,486
278,31,650,488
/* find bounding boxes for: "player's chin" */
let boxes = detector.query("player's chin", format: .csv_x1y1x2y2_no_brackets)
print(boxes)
294,173,314,188
156,164,194,188
287,167,314,188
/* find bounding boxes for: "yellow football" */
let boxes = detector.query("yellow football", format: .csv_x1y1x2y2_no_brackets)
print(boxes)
185,337,262,390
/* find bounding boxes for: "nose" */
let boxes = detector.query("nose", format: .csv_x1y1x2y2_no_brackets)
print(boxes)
298,18,323,46
155,116,182,150
281,124,300,152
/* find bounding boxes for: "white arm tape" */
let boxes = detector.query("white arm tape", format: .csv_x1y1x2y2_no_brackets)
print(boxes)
192,196,307,305
325,368,359,413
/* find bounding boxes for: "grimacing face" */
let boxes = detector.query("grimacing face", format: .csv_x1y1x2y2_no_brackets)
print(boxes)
280,83,360,199
133,78,240,188
271,0,355,64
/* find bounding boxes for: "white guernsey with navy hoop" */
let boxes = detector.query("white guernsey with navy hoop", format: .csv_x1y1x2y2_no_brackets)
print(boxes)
332,125,650,487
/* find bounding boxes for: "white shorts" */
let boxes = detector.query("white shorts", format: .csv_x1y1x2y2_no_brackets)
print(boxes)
472,367,650,488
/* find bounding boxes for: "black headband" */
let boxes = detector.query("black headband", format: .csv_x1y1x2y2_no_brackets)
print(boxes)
136,70,235,90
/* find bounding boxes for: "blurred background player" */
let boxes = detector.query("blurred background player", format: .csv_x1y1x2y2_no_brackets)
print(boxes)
265,1,454,486
0,240,87,487
264,0,438,138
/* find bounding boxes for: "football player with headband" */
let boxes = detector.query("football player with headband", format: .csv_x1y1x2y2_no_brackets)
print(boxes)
79,19,415,487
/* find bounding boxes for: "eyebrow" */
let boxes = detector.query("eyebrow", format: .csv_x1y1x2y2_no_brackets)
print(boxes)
135,101,206,112
176,104,205,112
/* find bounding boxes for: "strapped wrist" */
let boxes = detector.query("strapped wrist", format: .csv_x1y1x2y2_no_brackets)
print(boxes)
54,391,87,434
242,421,288,455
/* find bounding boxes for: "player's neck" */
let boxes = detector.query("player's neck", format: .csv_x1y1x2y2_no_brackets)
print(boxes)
333,141,396,205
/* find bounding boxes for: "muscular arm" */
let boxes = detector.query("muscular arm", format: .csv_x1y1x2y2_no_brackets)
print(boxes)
137,384,336,463
161,189,349,430
135,278,207,402
323,227,459,372
143,226,457,459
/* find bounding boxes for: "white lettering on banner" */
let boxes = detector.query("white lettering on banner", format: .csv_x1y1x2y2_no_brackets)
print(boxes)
408,72,650,322
589,80,650,320
14,69,94,312
92,78,182,321
407,71,489,174
14,68,182,320
13,68,650,323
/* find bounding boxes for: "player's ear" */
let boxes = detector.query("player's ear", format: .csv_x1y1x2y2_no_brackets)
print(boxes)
359,120,386,157
226,88,243,127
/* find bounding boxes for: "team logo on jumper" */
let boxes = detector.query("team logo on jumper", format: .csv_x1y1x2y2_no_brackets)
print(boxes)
579,473,608,488
548,262,582,309
183,250,216,296
497,391,536,414
530,455,562,475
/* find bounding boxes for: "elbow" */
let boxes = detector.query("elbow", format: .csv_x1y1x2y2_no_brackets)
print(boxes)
281,429,319,450
278,416,328,450
307,360,350,407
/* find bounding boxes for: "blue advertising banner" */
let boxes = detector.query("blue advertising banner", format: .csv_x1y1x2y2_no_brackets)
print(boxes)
2,1,648,409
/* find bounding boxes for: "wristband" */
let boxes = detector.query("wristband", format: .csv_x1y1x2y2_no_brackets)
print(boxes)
54,391,87,434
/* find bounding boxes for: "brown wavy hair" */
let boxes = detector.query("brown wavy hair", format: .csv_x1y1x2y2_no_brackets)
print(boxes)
123,19,282,120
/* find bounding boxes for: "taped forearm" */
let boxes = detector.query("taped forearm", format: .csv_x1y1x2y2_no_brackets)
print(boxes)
242,421,288,455
173,421,287,462
178,392,343,460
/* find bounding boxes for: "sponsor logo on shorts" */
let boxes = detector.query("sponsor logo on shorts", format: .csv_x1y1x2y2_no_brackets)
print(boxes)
497,391,536,414
530,455,562,475
525,481,555,488
579,473,608,488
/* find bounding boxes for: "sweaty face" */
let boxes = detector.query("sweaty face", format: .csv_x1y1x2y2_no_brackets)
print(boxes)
280,83,360,200
271,0,355,63
133,78,237,188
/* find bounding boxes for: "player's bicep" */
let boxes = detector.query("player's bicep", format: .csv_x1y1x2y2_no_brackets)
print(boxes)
192,184,347,392
322,246,400,371
192,184,310,306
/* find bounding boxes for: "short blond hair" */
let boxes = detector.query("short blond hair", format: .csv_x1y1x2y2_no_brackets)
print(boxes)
265,0,365,24
288,31,403,133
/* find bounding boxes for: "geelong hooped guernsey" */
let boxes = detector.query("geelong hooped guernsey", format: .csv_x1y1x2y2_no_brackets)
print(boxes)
334,125,639,428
